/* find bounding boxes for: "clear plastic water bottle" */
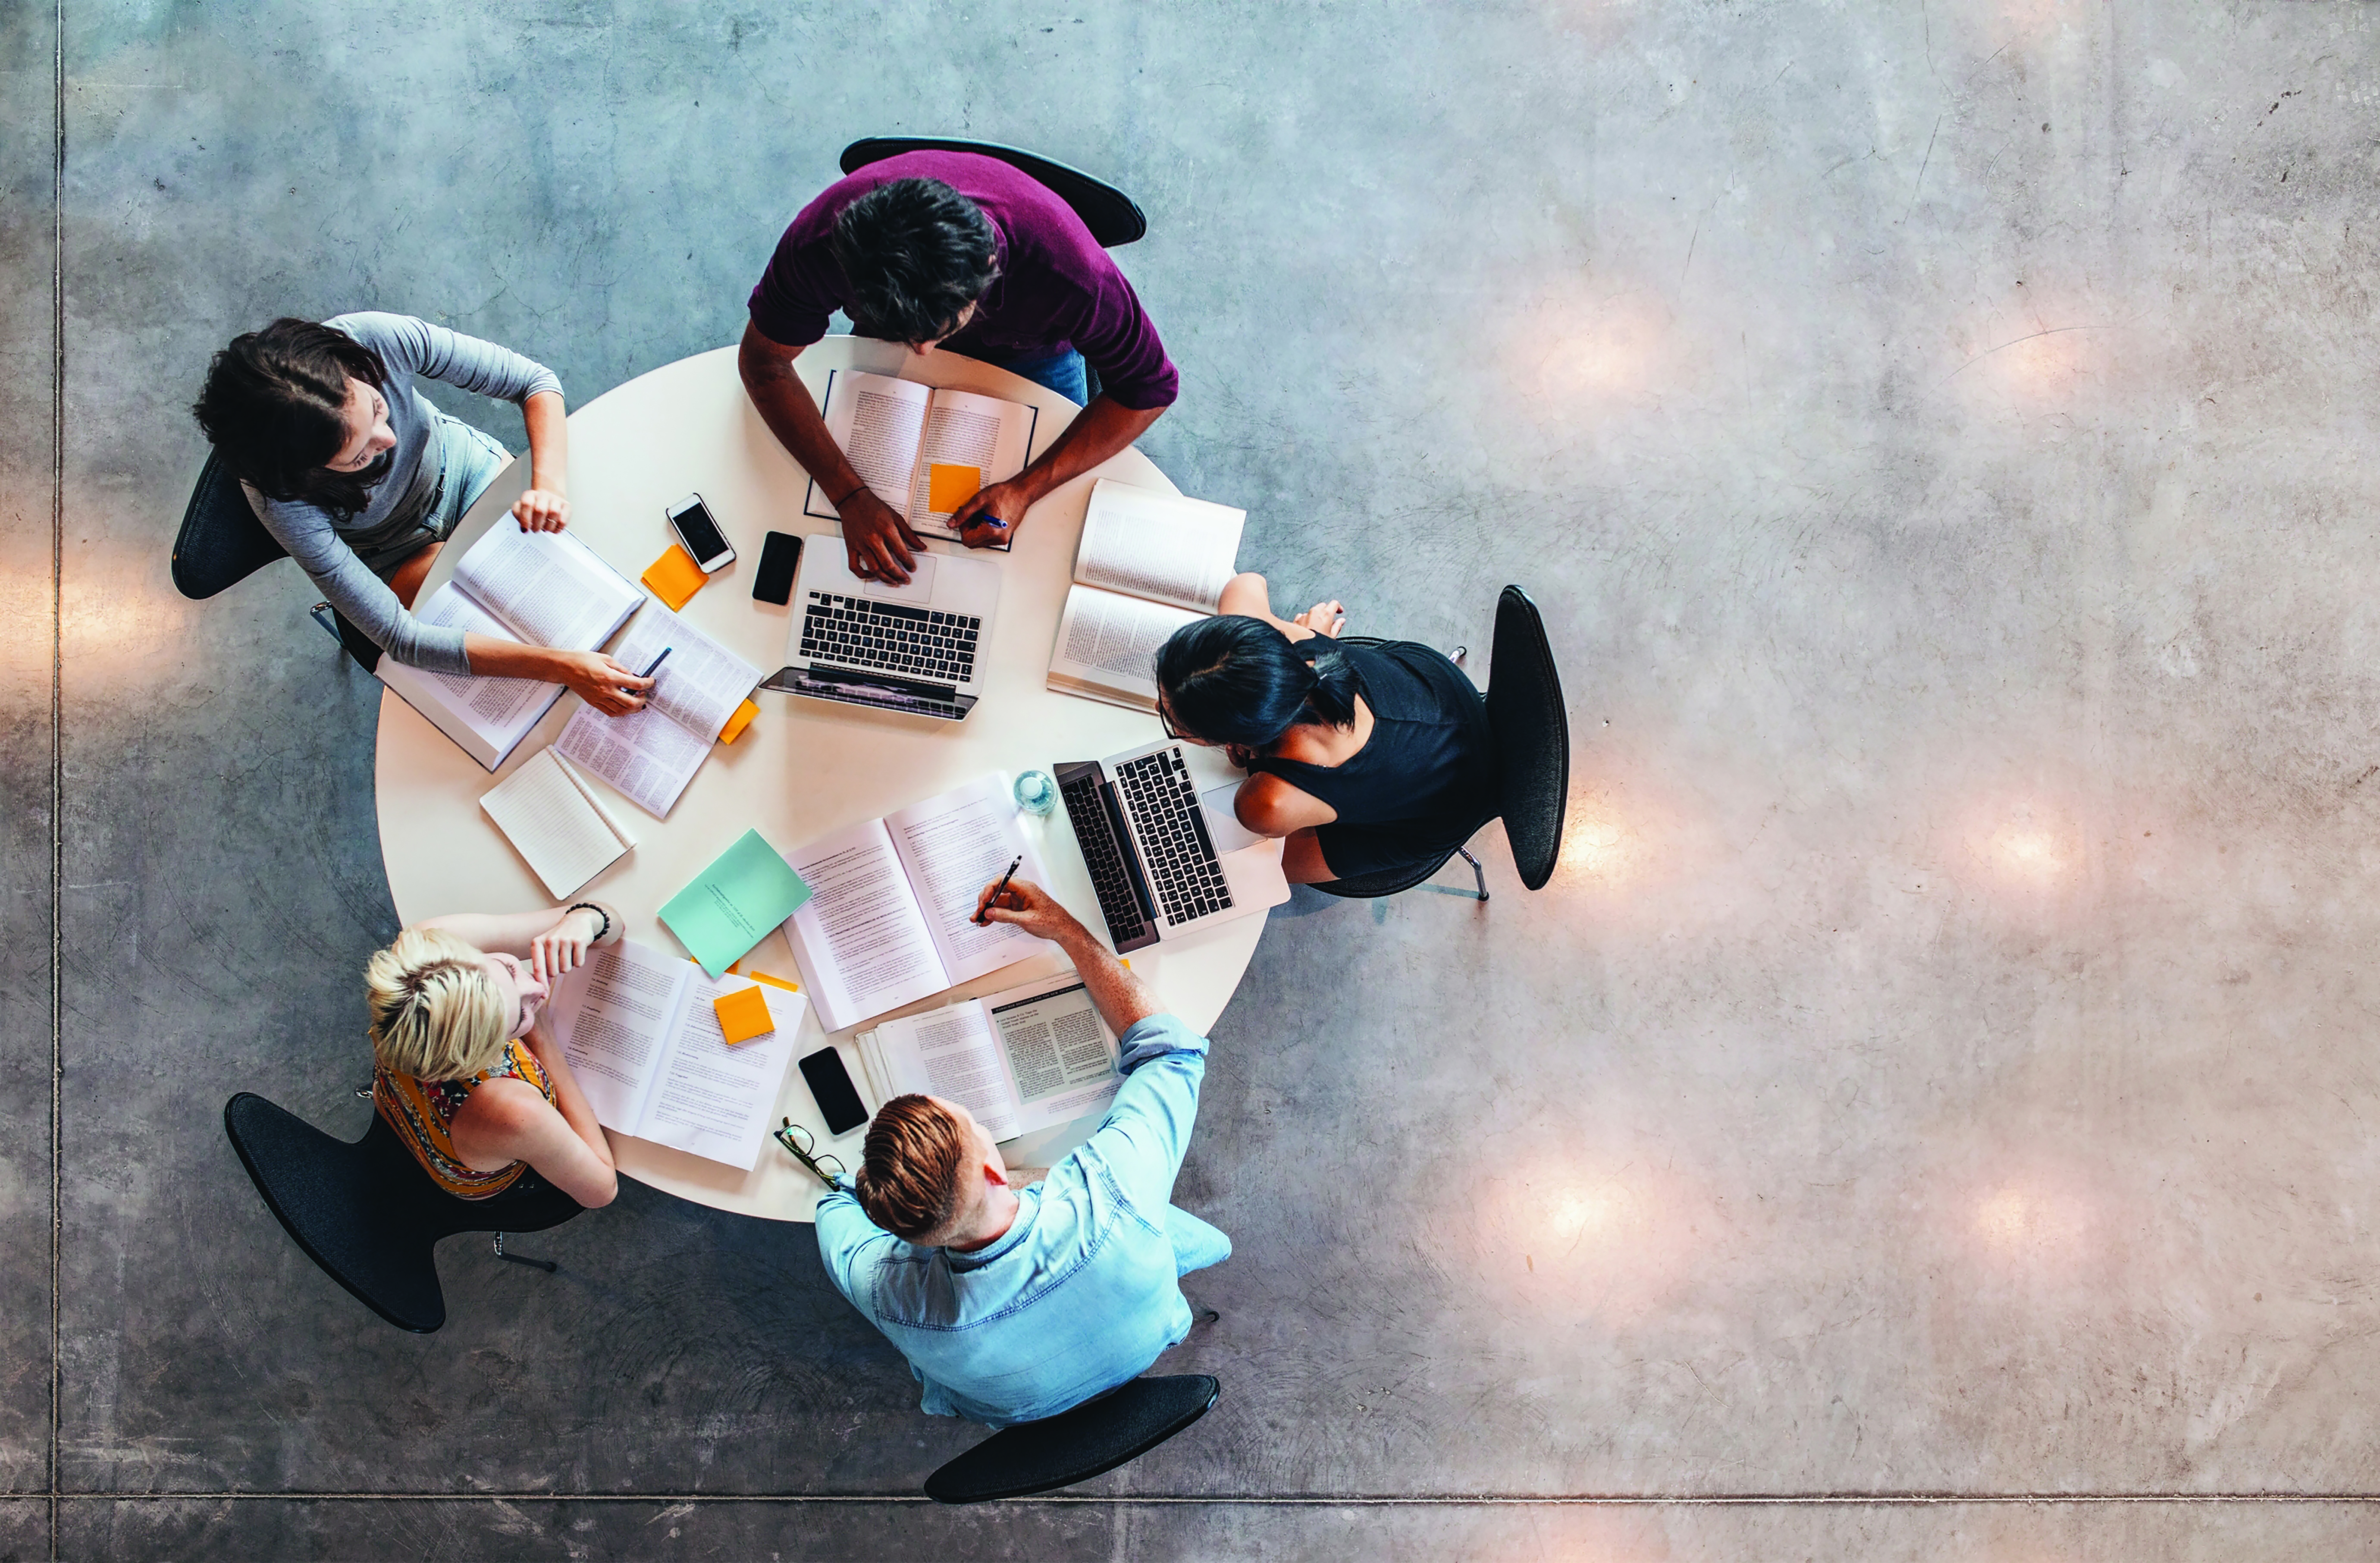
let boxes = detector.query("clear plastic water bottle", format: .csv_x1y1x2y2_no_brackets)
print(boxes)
1013,768,1057,816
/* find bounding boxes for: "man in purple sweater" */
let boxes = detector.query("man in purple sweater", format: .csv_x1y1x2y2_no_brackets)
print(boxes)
739,151,1180,584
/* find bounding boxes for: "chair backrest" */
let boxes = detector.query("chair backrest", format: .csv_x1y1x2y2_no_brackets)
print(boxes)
222,1094,583,1333
223,1092,448,1332
1484,586,1570,891
172,449,287,600
840,137,1148,249
923,1375,1220,1503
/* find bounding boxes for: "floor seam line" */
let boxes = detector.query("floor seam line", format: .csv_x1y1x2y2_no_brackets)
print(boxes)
44,1493,2380,1506
47,0,65,1557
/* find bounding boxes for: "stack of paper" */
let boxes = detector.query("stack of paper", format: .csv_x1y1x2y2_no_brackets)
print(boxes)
478,749,636,898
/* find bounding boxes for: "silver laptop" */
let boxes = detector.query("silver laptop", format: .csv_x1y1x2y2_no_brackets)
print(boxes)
760,533,1003,721
1056,738,1291,952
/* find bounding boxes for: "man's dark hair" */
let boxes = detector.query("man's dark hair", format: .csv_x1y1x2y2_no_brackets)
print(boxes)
830,178,1000,346
191,317,390,520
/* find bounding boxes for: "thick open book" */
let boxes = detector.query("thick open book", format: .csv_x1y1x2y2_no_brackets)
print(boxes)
378,524,645,770
546,938,809,1170
857,977,1120,1143
554,604,762,819
1047,479,1248,710
479,748,637,898
778,774,1055,1032
801,370,1041,543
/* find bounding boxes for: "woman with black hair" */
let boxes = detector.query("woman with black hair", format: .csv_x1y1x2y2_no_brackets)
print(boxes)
191,313,652,715
1153,575,1498,886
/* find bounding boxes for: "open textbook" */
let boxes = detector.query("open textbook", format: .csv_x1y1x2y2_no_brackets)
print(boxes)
554,604,762,819
377,524,645,770
1047,479,1248,710
857,978,1120,1144
479,748,637,898
779,774,1056,1032
545,938,809,1171
802,370,1042,543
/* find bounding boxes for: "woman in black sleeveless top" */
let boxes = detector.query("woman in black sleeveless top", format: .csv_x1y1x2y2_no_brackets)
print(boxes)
1153,574,1498,885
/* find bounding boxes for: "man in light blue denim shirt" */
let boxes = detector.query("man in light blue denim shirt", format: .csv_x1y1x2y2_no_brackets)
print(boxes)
813,877,1232,1427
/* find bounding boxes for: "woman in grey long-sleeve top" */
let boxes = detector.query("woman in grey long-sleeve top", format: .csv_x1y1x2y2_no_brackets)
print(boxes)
192,313,651,715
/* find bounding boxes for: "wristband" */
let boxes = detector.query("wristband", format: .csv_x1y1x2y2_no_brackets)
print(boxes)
564,903,611,943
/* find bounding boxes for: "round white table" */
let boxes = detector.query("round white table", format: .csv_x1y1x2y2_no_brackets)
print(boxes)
374,338,1265,1221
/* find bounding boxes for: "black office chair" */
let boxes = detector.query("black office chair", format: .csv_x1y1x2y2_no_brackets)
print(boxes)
172,449,382,673
839,137,1146,248
923,1375,1220,1504
1314,586,1571,901
839,136,1147,405
223,1092,583,1334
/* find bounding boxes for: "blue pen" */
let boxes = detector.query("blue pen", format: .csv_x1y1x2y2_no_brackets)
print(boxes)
639,647,673,679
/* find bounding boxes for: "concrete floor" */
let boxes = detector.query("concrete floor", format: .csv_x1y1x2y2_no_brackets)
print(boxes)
7,0,2380,1557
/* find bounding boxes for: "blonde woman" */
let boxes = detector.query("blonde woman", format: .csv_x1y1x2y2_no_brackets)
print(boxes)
366,904,621,1209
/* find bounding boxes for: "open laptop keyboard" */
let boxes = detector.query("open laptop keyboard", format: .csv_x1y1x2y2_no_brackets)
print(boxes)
1114,749,1233,926
800,593,980,684
1060,767,1154,950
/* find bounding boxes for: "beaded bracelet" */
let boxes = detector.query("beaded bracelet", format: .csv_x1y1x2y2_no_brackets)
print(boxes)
565,902,612,944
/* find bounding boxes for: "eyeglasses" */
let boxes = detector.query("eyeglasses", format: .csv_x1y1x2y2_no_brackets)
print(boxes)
774,1119,847,1187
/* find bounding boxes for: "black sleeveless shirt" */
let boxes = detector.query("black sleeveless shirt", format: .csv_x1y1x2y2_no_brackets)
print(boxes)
1246,640,1498,878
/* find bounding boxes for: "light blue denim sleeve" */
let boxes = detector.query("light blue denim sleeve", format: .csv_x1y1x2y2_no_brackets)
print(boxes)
1085,1012,1210,1210
812,1179,897,1310
330,312,564,403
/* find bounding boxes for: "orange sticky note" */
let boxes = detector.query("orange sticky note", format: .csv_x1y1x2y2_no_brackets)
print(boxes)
641,543,707,611
713,983,775,1045
927,462,984,515
747,970,802,994
717,697,758,745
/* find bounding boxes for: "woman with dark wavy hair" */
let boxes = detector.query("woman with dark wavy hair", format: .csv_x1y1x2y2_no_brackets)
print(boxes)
1152,574,1498,886
191,313,651,714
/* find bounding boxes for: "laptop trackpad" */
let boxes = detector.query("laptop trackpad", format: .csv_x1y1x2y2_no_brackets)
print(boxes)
1198,783,1263,854
865,550,937,603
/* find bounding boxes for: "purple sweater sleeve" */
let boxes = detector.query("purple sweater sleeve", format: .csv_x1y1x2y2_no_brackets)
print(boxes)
1065,257,1177,411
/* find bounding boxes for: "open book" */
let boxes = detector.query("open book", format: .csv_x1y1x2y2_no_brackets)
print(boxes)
555,604,762,819
479,748,637,898
857,977,1120,1144
1047,479,1248,710
546,938,809,1170
802,370,1041,543
779,774,1055,1032
378,524,645,770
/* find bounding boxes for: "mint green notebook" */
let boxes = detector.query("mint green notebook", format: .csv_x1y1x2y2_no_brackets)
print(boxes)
659,829,812,977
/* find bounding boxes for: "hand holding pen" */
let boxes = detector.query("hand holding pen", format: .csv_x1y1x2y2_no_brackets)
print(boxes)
974,854,1024,924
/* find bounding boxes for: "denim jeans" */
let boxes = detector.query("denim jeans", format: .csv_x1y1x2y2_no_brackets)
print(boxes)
354,413,514,577
978,343,1089,406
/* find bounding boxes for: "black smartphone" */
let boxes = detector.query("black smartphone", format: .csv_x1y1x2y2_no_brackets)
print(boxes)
753,530,803,605
799,1045,870,1136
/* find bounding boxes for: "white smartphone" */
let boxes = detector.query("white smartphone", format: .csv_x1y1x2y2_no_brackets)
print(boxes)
667,493,736,572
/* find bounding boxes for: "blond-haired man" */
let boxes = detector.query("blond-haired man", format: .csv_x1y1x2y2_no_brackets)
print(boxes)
812,878,1230,1426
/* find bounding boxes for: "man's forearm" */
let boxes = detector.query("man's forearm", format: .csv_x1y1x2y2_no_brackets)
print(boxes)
738,333,868,503
1051,916,1163,1036
1017,397,1164,499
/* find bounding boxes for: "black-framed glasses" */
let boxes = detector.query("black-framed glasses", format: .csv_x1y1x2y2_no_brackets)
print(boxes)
774,1118,847,1187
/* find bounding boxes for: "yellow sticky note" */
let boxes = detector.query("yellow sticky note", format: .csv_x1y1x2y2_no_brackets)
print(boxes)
641,543,707,611
747,970,802,994
713,984,775,1045
717,697,759,745
927,462,984,515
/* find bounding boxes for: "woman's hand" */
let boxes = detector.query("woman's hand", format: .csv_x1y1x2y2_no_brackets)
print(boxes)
552,650,655,716
511,487,571,532
1292,599,1346,637
527,904,607,982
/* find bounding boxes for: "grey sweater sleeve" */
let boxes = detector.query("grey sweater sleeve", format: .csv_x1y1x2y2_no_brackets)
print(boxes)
332,311,564,404
248,490,475,675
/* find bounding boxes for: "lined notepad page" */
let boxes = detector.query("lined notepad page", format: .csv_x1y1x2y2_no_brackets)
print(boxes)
480,749,636,898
